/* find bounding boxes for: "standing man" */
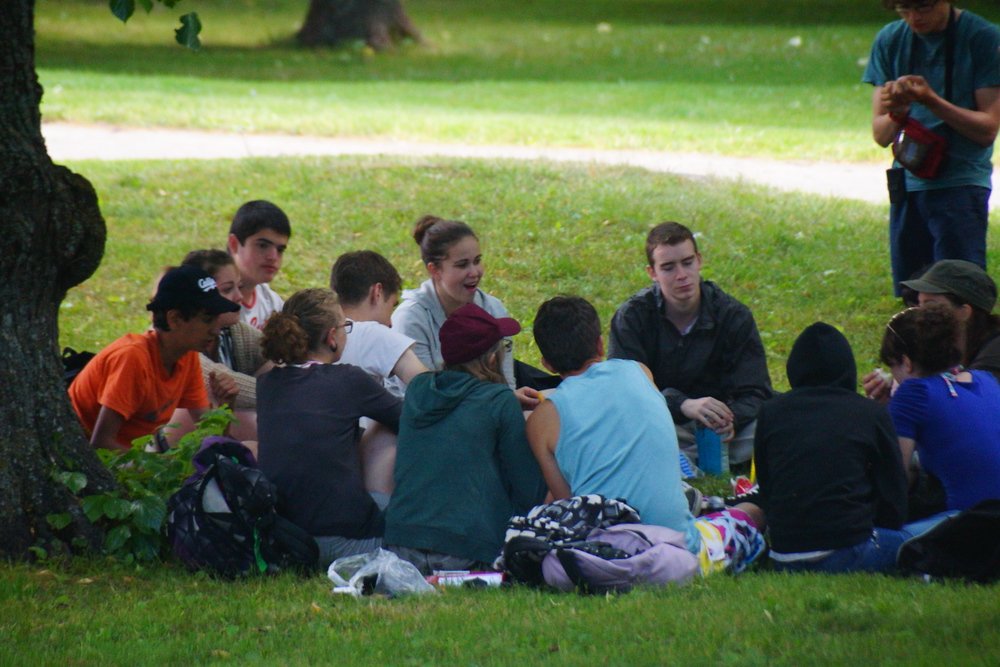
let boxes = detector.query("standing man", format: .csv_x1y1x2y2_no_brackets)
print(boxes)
608,222,772,471
863,1,1000,294
227,200,292,330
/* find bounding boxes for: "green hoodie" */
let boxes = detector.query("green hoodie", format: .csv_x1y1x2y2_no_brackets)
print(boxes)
384,370,546,563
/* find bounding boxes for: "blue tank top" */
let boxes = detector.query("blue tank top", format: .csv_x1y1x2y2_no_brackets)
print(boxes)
550,359,700,552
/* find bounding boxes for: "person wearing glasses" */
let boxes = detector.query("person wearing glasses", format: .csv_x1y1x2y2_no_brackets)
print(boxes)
256,288,403,566
384,304,546,575
880,303,1000,513
863,1,1000,295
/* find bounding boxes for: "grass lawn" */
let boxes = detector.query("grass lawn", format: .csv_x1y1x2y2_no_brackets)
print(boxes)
58,155,925,380
34,0,1000,160
34,155,998,663
3,560,1000,665
13,1,1000,662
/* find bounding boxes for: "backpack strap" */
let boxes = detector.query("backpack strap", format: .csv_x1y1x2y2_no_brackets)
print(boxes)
555,549,594,594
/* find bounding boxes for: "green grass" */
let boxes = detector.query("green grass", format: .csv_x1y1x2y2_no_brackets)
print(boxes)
3,561,999,665
35,0,1000,160
58,155,936,388
21,2,1000,661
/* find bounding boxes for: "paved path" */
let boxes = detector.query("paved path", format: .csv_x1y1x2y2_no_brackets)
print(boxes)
44,122,990,209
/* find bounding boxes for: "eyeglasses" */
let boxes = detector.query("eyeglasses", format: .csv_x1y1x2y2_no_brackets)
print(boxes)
502,338,513,353
333,320,353,334
895,1,940,16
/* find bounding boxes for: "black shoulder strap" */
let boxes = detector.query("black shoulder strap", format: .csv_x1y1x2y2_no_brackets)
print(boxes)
556,549,595,595
908,6,957,102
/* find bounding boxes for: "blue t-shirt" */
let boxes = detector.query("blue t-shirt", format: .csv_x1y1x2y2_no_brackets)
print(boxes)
889,370,1000,510
862,10,1000,191
549,359,700,553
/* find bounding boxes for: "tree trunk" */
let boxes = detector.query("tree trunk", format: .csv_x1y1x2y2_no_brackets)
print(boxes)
0,1,114,560
297,0,422,51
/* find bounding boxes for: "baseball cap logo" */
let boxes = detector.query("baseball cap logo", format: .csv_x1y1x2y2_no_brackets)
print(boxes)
197,277,218,293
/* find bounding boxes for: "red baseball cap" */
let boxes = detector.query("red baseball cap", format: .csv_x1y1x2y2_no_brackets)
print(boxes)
440,303,520,365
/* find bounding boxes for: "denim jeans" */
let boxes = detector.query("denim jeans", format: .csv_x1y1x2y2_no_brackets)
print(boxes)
772,511,958,575
889,185,990,294
773,528,908,574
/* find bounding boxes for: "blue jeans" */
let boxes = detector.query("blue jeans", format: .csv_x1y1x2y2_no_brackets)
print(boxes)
773,528,908,574
889,185,990,294
772,512,958,575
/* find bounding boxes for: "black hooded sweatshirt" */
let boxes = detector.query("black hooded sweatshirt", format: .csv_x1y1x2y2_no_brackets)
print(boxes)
755,322,908,553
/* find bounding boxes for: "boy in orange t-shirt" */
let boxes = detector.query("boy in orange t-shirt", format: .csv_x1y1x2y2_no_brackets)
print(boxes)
70,265,240,450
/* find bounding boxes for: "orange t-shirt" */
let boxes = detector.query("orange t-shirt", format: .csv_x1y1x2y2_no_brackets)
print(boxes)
69,331,208,447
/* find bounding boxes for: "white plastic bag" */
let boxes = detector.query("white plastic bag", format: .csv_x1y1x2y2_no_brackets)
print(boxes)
328,548,437,597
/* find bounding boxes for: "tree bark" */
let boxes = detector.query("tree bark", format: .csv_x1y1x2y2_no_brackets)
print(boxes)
0,1,114,560
297,0,422,51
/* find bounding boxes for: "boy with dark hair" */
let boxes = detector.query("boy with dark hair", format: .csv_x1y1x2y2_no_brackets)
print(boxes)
608,221,772,471
527,296,700,551
527,295,765,574
227,200,291,330
330,250,402,310
329,250,427,389
329,250,429,495
69,265,240,450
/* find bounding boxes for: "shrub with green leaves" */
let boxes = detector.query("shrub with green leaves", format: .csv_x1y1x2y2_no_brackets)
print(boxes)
47,408,233,563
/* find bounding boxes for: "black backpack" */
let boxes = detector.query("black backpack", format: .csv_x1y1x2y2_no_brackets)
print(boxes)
897,499,1000,583
62,347,95,388
166,437,318,578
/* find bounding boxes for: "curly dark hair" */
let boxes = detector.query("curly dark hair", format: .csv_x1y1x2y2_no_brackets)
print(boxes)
880,302,961,375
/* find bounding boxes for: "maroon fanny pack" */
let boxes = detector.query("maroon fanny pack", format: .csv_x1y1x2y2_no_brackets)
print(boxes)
891,113,947,180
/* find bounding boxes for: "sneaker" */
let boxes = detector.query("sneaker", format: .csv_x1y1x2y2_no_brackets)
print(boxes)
681,481,703,517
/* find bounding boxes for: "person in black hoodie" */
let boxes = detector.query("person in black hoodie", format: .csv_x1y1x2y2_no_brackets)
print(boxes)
755,322,910,573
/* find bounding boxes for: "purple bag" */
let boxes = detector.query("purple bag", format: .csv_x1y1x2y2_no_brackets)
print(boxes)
541,523,699,594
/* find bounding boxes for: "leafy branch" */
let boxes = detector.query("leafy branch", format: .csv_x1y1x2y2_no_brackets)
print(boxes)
108,0,202,49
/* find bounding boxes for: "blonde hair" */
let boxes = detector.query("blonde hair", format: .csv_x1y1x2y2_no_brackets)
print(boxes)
261,288,342,364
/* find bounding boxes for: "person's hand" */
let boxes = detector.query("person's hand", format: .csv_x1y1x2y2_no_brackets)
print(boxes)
717,422,735,443
894,75,936,105
862,368,892,405
514,386,541,412
680,397,734,434
880,80,911,118
209,370,239,407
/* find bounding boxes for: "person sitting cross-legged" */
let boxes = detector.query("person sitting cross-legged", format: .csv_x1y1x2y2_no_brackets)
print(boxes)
526,296,765,575
69,265,240,451
384,304,547,575
755,322,911,574
329,249,430,495
608,222,773,473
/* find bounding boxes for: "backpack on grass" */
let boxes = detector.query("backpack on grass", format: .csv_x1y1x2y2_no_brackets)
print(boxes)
897,499,1000,583
62,347,95,388
541,523,699,594
166,436,318,578
499,495,697,593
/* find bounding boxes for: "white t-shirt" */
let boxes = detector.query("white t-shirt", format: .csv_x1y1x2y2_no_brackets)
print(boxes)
336,320,415,386
241,283,284,331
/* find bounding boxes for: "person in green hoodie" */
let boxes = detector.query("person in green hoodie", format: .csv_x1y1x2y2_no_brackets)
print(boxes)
384,303,547,575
